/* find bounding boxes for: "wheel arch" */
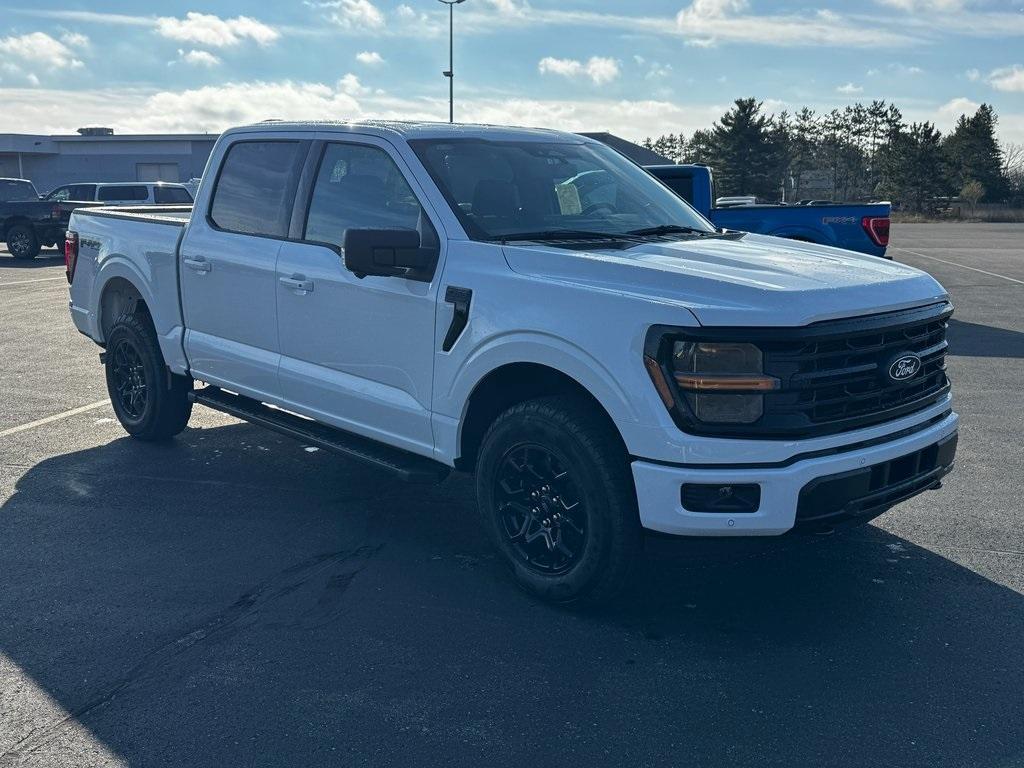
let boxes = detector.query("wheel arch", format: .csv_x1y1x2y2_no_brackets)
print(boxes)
455,361,628,472
97,274,151,343
2,216,33,240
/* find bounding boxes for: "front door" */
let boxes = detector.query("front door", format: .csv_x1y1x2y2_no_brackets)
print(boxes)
275,138,444,457
181,138,306,401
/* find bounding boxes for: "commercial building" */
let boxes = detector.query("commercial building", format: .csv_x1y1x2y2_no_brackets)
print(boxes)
0,128,216,193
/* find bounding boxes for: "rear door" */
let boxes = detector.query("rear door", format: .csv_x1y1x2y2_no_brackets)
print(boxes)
274,136,444,456
180,137,309,401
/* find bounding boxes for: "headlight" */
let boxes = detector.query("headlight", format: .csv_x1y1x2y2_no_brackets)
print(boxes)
644,340,778,425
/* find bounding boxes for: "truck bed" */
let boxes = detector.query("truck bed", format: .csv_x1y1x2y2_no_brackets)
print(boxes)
72,205,193,226
67,204,191,376
710,202,891,257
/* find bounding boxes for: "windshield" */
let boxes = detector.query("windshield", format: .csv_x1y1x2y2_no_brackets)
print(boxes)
409,139,715,241
0,180,39,202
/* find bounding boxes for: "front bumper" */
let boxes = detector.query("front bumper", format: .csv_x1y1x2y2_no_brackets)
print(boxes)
632,410,958,536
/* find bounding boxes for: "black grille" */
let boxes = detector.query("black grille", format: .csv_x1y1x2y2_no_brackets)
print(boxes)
648,301,953,438
763,306,950,433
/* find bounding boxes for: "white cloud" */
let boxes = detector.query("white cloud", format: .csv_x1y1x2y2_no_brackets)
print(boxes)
322,0,386,30
355,50,385,66
938,96,981,120
538,56,620,85
338,73,370,96
987,65,1024,93
5,81,1024,146
59,32,90,49
873,0,966,10
0,32,83,71
176,49,221,67
395,4,416,20
673,1,912,47
867,63,924,77
155,12,279,47
836,82,864,95
966,68,980,81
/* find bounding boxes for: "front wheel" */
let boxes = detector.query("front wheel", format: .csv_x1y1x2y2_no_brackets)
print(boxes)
6,224,40,260
476,395,642,606
104,312,193,441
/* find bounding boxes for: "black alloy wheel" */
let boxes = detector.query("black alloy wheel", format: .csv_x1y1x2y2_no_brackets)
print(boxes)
494,443,588,575
110,338,149,420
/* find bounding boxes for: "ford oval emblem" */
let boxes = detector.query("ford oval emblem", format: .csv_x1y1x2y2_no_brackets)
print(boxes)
889,354,922,381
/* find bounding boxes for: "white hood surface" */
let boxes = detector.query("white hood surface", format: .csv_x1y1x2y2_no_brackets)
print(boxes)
502,232,948,327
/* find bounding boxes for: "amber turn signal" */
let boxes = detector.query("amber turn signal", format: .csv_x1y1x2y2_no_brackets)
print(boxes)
673,373,779,392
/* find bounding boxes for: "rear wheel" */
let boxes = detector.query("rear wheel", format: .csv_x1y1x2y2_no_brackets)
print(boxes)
476,395,642,606
104,312,192,441
6,224,40,260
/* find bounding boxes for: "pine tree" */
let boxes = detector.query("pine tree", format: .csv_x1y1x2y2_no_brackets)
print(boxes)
709,98,775,198
943,104,1007,201
878,122,949,212
686,129,715,164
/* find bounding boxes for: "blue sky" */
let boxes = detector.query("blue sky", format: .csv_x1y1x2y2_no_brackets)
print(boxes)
1,0,1022,142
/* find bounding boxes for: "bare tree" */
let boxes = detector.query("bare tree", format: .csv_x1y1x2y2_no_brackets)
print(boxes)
960,180,985,217
1003,142,1024,194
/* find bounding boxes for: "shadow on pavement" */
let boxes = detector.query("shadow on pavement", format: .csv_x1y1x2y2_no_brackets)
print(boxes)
947,318,1024,358
1,422,1021,767
0,249,65,269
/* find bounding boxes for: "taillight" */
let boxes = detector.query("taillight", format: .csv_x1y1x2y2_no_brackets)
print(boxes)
65,231,79,284
862,216,890,247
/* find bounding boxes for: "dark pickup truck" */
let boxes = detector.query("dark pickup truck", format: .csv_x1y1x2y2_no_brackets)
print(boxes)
646,165,891,258
1,177,94,260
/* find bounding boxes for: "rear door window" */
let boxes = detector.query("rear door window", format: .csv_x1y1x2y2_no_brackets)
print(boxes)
661,175,695,205
209,141,302,237
97,185,149,202
69,184,97,200
154,186,193,204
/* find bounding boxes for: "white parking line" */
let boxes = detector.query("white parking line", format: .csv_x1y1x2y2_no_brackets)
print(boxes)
892,246,1024,286
0,276,66,288
0,400,110,439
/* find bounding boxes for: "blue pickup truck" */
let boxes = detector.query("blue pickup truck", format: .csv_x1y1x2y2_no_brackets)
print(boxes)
646,164,891,258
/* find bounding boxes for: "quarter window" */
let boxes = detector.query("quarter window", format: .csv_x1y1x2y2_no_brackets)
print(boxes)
304,143,432,248
210,141,302,238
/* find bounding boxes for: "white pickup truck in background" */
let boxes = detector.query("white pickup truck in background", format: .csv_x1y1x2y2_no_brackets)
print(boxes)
65,121,958,605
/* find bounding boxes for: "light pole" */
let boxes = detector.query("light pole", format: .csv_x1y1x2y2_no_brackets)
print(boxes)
438,0,466,123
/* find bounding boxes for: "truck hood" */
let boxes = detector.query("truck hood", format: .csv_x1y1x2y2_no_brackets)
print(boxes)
502,232,947,326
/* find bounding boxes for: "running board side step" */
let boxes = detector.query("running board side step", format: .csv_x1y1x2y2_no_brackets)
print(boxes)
189,387,450,484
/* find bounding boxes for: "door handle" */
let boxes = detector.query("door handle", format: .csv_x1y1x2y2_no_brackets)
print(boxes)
183,257,211,274
280,276,314,293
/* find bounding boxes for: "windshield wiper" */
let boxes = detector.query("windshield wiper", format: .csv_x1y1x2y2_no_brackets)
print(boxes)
624,224,711,237
495,230,636,243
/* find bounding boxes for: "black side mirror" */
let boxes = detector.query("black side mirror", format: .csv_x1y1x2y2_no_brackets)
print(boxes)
343,228,438,281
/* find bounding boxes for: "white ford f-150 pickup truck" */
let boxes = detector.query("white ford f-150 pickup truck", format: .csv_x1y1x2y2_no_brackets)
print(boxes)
65,121,958,605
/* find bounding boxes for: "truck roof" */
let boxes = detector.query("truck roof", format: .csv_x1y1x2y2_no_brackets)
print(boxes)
227,120,590,144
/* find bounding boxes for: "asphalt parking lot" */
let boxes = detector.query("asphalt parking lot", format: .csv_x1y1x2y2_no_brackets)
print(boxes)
1,223,1022,767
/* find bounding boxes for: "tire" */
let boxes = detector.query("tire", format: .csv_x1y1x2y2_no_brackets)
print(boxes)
104,311,193,441
476,394,642,607
6,224,40,260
